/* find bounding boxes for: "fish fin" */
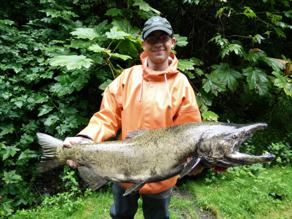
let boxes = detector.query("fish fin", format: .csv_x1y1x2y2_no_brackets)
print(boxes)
125,130,147,139
37,159,62,172
78,166,108,191
123,181,145,196
179,157,202,179
37,132,63,149
37,133,64,172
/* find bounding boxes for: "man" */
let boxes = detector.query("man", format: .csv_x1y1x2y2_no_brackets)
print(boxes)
64,16,201,219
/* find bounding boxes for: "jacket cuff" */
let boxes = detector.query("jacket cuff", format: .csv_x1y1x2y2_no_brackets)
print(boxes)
75,134,93,140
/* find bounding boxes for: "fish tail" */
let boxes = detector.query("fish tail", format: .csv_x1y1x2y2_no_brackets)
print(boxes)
37,132,64,172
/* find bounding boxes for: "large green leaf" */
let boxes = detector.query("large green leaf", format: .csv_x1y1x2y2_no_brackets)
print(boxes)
49,55,93,70
88,44,111,54
110,53,132,61
105,8,123,17
179,58,204,79
0,124,15,136
209,34,228,48
43,114,60,127
284,10,292,19
202,75,226,96
210,63,242,92
133,0,160,14
3,170,22,184
272,71,292,96
252,34,265,44
221,43,244,58
274,27,286,38
244,49,267,63
195,92,213,110
89,44,131,60
112,19,140,36
242,67,269,95
262,57,286,71
215,6,234,18
178,59,196,71
17,149,38,165
174,34,188,47
179,58,203,71
40,9,78,20
70,28,98,40
38,105,54,117
202,111,219,121
118,40,139,58
243,6,257,18
210,34,244,58
99,79,113,91
1,145,19,161
105,26,130,40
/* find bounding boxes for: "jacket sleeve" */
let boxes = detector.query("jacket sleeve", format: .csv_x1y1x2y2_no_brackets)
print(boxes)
78,77,123,143
173,82,202,125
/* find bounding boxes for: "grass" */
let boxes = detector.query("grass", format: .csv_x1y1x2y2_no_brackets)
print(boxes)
11,166,292,219
182,165,292,219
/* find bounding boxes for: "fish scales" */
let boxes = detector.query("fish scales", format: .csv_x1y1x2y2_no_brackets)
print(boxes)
61,128,194,181
37,122,275,195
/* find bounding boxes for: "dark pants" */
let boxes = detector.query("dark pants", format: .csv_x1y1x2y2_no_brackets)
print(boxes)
110,183,171,219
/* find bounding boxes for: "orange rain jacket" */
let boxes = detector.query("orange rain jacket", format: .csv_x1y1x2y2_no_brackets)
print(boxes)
78,52,202,194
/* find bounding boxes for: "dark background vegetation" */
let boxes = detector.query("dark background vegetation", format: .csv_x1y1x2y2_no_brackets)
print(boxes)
0,0,291,216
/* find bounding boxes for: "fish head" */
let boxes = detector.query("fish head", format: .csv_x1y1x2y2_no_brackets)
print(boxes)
196,123,275,167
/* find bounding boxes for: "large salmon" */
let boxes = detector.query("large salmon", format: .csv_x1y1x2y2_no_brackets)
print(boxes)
37,122,275,195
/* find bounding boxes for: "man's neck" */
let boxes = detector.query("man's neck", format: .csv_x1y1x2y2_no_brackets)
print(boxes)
147,59,169,71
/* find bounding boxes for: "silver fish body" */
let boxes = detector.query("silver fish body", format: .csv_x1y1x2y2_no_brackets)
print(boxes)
37,122,275,194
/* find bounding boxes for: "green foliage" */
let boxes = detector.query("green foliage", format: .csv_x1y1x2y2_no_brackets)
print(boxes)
49,55,93,70
11,167,292,219
0,0,291,216
184,166,292,219
159,0,291,123
272,71,292,96
268,142,292,165
178,57,204,79
12,190,94,219
203,63,242,94
61,166,80,193
70,28,99,40
0,0,161,216
242,67,270,95
201,111,219,122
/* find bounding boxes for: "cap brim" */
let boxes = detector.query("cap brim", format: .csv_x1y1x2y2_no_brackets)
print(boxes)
143,26,173,40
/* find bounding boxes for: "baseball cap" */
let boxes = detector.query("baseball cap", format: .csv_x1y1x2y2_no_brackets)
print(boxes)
142,16,173,40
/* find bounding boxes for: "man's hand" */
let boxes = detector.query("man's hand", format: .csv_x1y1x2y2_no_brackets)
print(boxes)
63,136,93,168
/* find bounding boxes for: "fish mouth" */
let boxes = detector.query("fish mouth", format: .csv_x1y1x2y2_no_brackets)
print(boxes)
232,123,267,151
204,123,275,167
224,152,275,166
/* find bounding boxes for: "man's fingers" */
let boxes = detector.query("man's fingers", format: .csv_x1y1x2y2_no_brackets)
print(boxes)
63,143,71,148
63,137,74,148
63,136,92,168
63,137,81,147
63,136,93,148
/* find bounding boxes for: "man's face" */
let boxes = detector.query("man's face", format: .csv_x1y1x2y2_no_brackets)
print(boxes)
142,30,176,65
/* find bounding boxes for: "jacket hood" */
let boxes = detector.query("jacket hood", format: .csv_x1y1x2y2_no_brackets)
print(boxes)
140,51,179,82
